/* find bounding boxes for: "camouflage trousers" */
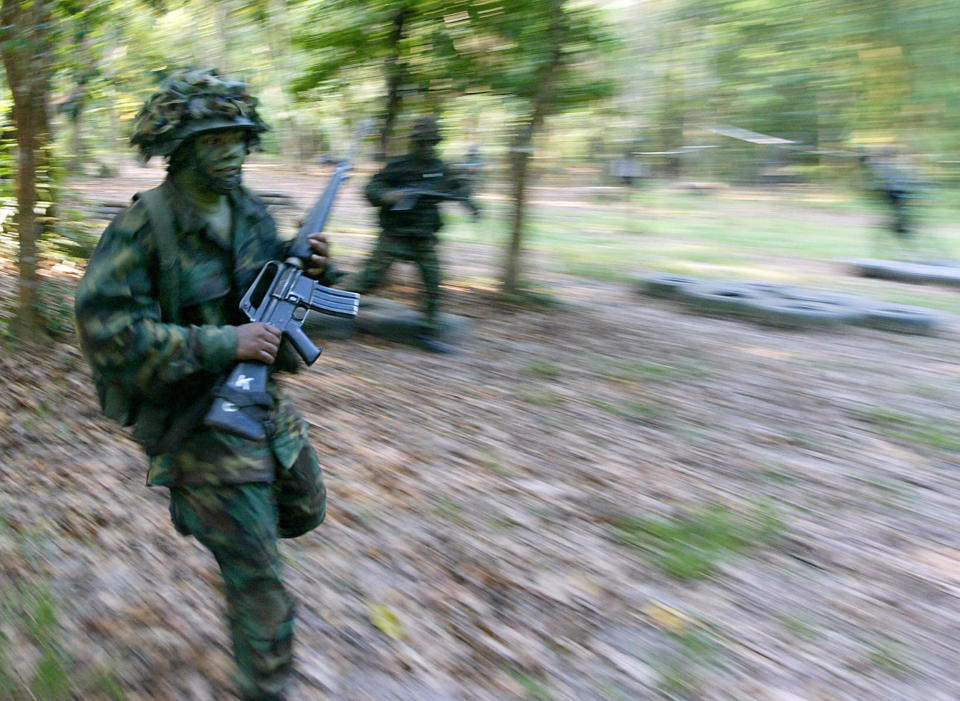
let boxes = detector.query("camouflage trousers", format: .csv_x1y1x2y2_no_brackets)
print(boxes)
169,446,326,701
351,233,442,331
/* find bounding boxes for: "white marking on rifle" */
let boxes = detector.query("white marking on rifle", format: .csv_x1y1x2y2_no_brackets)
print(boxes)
423,172,442,178
234,375,253,391
223,402,238,413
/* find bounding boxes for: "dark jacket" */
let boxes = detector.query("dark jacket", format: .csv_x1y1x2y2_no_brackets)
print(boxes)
364,154,466,237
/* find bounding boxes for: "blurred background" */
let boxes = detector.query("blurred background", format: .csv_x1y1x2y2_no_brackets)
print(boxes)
31,0,960,183
3,1,960,699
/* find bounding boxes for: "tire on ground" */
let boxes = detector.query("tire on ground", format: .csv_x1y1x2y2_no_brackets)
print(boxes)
778,288,872,310
735,281,795,298
639,273,699,299
679,281,771,316
856,304,945,336
750,298,865,329
847,259,960,286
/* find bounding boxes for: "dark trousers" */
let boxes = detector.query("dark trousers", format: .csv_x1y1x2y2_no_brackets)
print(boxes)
352,233,442,331
169,447,326,700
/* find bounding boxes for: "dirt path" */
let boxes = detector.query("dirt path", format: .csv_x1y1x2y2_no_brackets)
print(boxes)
3,165,960,699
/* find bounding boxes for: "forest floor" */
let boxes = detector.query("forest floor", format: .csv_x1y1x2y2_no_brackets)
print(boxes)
3,160,960,700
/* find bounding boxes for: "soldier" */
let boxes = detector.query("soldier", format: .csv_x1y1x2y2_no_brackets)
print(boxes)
74,68,338,701
860,148,916,249
351,115,477,353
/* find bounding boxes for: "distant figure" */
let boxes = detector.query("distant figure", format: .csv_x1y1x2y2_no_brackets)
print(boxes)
609,148,644,188
860,149,916,248
465,142,483,172
350,116,478,353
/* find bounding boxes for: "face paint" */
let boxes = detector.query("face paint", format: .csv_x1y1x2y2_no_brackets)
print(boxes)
192,129,248,194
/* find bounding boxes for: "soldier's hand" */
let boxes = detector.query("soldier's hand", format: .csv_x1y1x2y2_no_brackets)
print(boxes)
305,232,329,278
236,323,282,364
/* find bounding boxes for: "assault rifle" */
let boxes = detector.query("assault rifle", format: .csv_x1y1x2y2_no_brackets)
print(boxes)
204,143,362,441
392,186,480,216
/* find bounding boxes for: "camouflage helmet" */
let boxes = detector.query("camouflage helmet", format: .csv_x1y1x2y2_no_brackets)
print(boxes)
410,115,441,143
130,68,269,161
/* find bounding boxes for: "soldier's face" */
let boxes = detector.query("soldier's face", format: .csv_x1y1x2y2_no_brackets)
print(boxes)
413,138,438,160
193,129,248,193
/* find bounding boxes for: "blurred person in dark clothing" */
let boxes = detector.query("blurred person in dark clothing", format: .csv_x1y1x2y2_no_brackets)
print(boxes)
860,148,917,252
350,115,477,354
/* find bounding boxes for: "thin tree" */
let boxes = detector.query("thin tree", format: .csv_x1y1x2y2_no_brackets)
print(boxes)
472,0,617,293
1,0,57,341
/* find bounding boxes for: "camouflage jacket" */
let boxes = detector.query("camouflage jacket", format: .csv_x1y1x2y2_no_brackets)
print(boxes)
75,179,320,487
364,154,467,238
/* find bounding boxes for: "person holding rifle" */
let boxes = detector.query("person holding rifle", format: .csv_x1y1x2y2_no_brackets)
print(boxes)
350,115,478,353
74,68,340,701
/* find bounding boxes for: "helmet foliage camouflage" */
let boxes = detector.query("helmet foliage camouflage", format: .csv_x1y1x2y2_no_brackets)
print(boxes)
130,68,269,161
410,116,441,143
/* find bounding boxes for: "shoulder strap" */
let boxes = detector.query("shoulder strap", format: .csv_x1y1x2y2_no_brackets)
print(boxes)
136,184,181,324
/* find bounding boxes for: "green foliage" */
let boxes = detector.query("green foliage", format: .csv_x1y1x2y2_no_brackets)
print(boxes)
34,278,76,339
615,503,784,580
43,221,99,262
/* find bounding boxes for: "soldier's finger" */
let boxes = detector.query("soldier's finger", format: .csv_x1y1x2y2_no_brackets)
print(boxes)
261,338,280,355
259,325,282,341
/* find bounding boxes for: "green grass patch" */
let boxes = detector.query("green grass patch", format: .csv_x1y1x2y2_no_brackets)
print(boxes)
866,636,914,678
779,615,821,641
521,390,563,407
0,526,126,700
654,627,721,698
857,406,960,452
524,360,561,380
508,668,551,700
590,356,702,384
0,583,74,700
615,503,784,581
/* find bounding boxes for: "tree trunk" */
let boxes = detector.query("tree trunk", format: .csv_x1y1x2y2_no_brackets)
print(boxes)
502,132,532,293
2,0,55,342
501,0,566,294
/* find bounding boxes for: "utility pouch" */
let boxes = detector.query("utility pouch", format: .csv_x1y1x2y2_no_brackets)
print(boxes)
133,381,218,456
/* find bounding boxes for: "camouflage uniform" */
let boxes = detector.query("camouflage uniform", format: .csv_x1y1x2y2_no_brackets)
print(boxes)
353,118,469,333
74,70,329,701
